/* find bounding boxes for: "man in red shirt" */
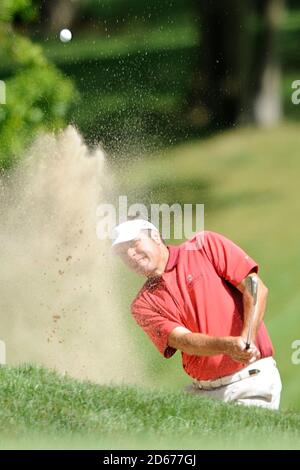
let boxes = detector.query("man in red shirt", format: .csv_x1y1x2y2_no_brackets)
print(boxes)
112,219,282,409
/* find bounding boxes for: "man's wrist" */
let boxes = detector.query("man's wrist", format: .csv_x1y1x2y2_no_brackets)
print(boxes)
215,336,232,355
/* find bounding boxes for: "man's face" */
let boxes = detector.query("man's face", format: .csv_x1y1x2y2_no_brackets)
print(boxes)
113,231,163,277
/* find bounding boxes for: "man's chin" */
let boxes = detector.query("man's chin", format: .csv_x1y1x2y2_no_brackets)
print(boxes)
136,264,154,277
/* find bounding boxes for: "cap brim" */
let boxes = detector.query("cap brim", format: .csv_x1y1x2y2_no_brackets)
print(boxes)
112,235,136,246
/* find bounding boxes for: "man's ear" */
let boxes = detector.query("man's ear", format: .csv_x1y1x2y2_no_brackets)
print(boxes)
151,229,162,245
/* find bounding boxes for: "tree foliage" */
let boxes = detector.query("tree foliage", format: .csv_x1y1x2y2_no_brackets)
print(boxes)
0,0,76,169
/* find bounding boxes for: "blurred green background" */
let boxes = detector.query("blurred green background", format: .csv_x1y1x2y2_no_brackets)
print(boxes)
1,0,300,411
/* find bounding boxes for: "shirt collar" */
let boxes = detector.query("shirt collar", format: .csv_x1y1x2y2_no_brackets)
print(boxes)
164,244,180,272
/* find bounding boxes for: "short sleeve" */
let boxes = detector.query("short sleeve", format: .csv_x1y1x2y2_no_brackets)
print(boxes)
203,231,259,286
131,298,182,359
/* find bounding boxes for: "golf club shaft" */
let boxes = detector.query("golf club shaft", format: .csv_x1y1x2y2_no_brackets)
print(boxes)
245,275,258,350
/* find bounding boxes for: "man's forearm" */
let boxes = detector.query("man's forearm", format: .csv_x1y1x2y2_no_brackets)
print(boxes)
168,329,260,363
169,331,228,356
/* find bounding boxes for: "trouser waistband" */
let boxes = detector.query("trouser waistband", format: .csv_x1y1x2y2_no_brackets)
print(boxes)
194,357,276,391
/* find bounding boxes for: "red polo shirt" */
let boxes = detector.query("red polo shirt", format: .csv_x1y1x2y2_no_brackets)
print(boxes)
131,231,274,381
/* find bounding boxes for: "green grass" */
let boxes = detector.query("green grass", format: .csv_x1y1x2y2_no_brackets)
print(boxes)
0,364,299,449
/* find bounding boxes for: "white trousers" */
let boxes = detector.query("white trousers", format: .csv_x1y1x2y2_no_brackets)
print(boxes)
185,357,282,410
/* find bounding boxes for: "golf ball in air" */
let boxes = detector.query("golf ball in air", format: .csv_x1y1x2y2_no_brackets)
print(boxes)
59,29,72,43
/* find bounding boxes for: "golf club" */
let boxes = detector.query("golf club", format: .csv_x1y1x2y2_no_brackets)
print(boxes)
245,275,258,350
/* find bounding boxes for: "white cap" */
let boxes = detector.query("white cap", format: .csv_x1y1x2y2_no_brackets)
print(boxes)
112,219,158,246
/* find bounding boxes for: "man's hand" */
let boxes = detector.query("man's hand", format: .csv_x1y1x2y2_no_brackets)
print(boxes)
224,336,261,365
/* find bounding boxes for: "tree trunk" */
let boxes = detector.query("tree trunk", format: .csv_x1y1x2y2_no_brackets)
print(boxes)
186,0,250,128
39,0,79,34
249,0,283,126
186,0,283,128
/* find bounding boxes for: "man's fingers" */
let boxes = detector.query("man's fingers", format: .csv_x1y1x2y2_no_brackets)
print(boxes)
233,349,258,363
229,337,260,364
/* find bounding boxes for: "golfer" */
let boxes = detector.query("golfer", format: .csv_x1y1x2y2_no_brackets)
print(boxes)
112,219,282,410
